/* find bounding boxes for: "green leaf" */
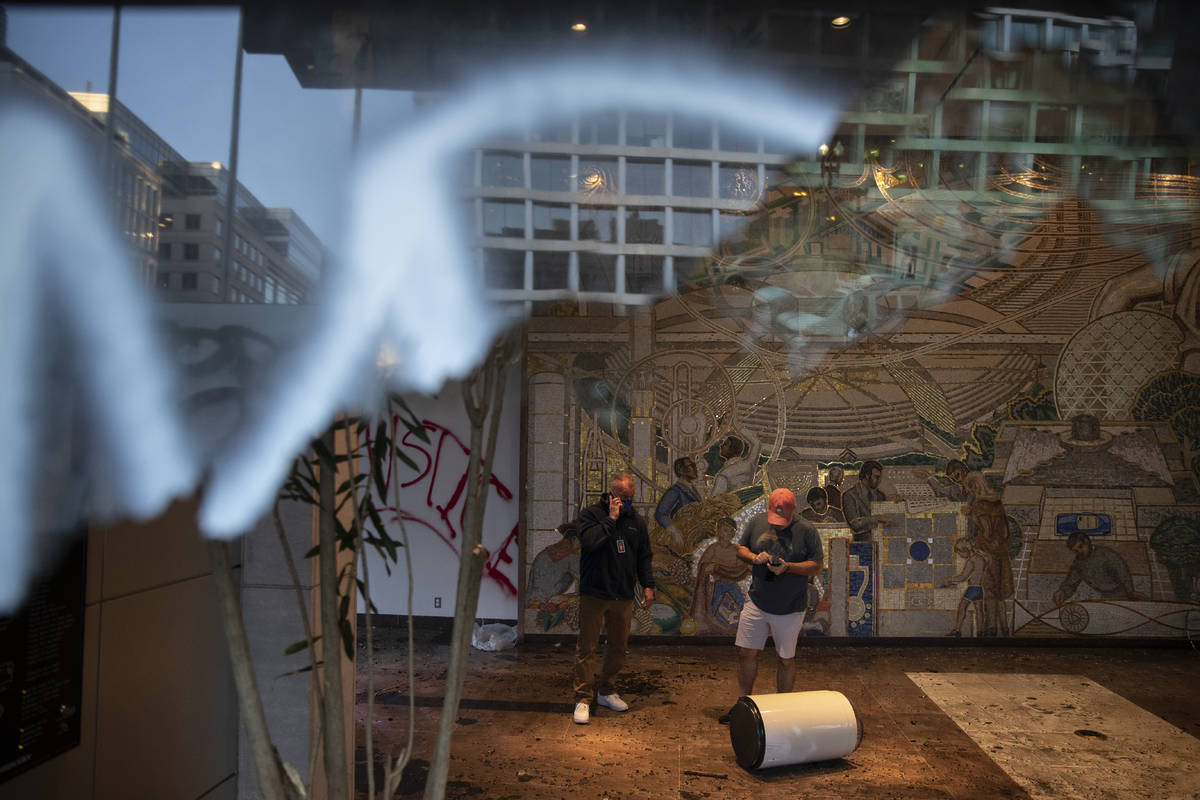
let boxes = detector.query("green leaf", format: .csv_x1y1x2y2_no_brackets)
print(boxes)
283,635,321,656
391,445,419,472
276,663,319,679
303,543,321,559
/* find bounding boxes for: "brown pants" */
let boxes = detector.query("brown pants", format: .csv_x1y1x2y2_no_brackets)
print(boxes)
573,595,634,702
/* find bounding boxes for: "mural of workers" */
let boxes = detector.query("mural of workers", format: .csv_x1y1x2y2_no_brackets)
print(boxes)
689,517,752,635
963,472,1013,636
711,428,761,495
842,460,894,542
1053,532,1147,605
824,466,845,511
941,538,991,637
801,486,845,524
654,456,703,550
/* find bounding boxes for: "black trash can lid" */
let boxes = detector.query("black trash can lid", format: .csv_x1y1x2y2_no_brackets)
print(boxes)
728,696,764,770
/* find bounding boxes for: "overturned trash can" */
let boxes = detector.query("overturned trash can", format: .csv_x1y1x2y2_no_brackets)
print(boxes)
728,690,862,770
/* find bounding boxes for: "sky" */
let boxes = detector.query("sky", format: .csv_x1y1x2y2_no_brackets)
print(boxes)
6,4,415,252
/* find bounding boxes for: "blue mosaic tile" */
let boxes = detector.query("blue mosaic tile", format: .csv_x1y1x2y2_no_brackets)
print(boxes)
847,541,873,637
908,539,931,562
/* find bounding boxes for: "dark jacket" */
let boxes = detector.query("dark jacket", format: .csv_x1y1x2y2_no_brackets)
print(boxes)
578,500,655,601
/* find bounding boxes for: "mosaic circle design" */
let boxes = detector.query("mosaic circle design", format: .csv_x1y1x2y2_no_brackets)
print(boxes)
908,540,931,562
1059,602,1090,634
1055,311,1182,421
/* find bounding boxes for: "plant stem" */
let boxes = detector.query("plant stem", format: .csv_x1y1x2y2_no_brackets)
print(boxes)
318,429,349,800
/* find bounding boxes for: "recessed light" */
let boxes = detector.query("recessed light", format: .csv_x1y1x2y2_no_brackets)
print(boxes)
571,22,587,32
831,16,851,29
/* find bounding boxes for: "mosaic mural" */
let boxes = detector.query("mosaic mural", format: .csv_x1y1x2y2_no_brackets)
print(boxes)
519,46,1200,641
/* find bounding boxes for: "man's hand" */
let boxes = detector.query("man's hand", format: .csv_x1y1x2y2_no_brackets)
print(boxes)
1052,589,1066,607
641,586,655,608
608,494,623,520
753,551,772,565
876,515,896,527
766,558,788,576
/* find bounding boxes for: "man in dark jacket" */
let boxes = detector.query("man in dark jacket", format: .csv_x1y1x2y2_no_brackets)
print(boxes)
573,473,656,725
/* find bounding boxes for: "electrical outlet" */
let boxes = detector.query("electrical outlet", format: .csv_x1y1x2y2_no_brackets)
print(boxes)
434,596,442,609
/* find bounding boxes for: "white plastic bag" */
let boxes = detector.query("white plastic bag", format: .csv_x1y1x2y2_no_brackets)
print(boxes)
471,622,518,652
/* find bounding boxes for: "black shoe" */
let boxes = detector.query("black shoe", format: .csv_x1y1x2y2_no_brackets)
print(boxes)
718,705,737,725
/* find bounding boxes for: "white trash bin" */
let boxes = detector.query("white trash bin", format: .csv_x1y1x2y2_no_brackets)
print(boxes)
728,690,862,769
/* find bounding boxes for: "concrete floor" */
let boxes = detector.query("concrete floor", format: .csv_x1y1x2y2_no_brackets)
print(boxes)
354,628,1200,799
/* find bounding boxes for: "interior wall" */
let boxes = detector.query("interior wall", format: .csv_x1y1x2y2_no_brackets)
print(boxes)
0,499,239,800
362,371,522,621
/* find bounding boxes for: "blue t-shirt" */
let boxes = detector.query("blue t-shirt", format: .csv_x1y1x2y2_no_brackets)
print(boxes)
740,513,823,615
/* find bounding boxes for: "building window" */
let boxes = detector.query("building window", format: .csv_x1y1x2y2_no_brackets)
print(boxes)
578,206,616,242
482,200,525,237
577,158,618,197
185,213,201,230
673,209,713,246
483,249,525,289
265,276,276,303
719,164,761,201
579,252,616,292
215,217,224,236
531,156,572,191
213,246,222,263
673,161,712,197
625,113,666,147
210,276,221,294
719,211,753,242
482,151,524,188
533,251,568,290
625,255,663,294
157,271,171,289
625,208,664,244
181,272,198,289
625,160,665,196
532,203,571,240
183,243,200,260
158,241,172,259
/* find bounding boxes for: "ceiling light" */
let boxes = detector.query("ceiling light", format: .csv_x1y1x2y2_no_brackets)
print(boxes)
571,22,587,32
831,16,851,29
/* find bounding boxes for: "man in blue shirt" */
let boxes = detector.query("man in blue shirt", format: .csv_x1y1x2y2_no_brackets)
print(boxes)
654,456,702,548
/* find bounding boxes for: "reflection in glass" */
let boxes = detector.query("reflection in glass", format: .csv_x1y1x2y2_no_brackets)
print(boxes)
532,203,571,240
534,251,569,289
625,208,664,244
672,209,712,246
483,248,525,289
483,200,525,236
531,155,571,191
625,159,665,196
673,161,712,198
579,206,616,242
577,158,617,197
482,151,524,187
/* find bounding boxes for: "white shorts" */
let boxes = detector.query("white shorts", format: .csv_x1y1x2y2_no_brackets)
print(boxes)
734,597,805,659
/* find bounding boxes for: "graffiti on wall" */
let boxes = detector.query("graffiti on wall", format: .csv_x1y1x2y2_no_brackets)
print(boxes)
377,417,519,596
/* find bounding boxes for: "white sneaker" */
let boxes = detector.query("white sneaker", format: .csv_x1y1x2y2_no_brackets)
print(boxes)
597,693,629,712
573,701,590,724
